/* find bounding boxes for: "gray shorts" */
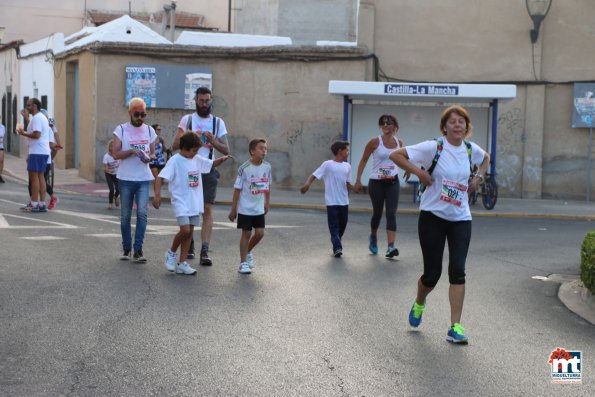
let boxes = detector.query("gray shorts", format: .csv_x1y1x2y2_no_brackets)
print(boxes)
202,168,219,204
177,215,201,226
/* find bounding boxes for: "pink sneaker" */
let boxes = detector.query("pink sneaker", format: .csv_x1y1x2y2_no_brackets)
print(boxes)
48,195,59,209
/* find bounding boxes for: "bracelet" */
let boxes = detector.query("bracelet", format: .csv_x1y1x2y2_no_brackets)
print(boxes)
476,174,485,181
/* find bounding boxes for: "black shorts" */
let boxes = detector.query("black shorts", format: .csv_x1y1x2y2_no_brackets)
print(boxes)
202,168,219,204
150,164,165,170
237,213,265,231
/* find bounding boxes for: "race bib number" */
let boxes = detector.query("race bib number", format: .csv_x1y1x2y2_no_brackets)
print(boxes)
129,139,149,154
250,177,269,195
187,171,200,188
439,179,467,207
378,165,396,179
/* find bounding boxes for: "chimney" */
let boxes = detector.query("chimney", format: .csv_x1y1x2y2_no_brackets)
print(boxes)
169,1,176,42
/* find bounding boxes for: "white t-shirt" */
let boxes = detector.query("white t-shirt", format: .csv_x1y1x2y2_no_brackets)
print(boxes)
406,139,486,221
177,113,228,159
27,112,51,156
234,160,272,216
312,160,352,206
103,153,120,175
46,128,55,165
158,153,213,217
113,123,157,181
0,124,5,149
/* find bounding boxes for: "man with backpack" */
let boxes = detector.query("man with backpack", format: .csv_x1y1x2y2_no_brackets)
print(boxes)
171,86,230,266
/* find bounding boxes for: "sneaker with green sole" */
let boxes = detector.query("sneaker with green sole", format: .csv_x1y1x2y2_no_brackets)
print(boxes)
408,301,425,327
446,323,468,344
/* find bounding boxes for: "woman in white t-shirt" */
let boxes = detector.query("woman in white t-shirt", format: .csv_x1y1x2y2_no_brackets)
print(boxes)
390,105,489,345
354,114,404,258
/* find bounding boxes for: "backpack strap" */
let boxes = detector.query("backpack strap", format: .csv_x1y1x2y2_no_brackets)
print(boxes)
426,137,444,175
208,116,218,160
186,114,192,131
464,140,473,174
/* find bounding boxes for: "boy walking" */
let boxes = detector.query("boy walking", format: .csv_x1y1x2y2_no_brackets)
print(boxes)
228,138,271,274
153,132,229,275
301,141,353,257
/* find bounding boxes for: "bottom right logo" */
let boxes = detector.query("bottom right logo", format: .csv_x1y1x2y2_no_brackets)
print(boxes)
549,347,582,384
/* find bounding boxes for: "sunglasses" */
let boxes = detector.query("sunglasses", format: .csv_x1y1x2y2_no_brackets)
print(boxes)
133,111,147,118
381,120,395,126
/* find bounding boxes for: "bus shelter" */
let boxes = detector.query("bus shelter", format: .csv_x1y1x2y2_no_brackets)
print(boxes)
328,81,516,185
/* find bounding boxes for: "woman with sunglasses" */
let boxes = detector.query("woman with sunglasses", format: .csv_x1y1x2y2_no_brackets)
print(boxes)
354,114,404,258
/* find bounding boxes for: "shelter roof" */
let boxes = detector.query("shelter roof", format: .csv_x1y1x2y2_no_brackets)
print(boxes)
329,80,516,103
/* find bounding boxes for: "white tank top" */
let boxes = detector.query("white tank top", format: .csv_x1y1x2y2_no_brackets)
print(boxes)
370,135,400,180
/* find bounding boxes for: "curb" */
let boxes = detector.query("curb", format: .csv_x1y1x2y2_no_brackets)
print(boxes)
558,279,595,326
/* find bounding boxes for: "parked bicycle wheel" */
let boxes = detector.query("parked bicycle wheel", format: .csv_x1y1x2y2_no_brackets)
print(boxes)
482,175,498,210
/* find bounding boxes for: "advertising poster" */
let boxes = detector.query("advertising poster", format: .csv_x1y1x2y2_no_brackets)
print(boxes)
572,83,595,128
184,73,213,109
125,66,157,108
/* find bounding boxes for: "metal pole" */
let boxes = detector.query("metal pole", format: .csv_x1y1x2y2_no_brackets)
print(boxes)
342,96,350,141
490,99,499,175
588,127,593,201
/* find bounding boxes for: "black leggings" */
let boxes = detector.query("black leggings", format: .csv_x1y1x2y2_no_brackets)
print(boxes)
105,173,120,204
368,178,400,232
418,210,471,288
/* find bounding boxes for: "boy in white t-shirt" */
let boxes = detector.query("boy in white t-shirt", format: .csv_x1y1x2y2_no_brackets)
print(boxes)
301,141,353,257
228,138,272,274
153,132,230,275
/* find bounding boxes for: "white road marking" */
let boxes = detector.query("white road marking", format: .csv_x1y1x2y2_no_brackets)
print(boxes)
85,233,122,238
0,213,79,229
21,236,68,240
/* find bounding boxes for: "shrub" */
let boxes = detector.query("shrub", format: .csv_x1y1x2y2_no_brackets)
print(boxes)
581,231,595,294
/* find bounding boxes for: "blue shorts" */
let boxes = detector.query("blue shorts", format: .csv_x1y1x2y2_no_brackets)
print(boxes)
177,215,200,226
27,154,49,172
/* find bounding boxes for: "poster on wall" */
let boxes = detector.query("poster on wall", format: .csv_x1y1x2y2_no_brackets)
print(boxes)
125,64,212,109
125,66,158,108
572,83,595,128
184,73,213,109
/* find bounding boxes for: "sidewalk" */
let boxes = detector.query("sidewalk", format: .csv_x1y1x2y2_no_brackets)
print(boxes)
3,152,594,220
2,152,594,324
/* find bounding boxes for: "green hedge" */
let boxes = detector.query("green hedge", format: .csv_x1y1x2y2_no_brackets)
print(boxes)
581,231,595,294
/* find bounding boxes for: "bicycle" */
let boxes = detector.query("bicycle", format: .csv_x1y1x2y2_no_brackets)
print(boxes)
469,172,498,210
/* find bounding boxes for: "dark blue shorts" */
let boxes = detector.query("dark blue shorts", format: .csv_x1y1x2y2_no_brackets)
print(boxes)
27,154,49,172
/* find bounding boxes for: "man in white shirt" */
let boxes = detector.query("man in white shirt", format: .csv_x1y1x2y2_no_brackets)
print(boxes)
16,98,51,212
172,86,230,266
112,97,157,262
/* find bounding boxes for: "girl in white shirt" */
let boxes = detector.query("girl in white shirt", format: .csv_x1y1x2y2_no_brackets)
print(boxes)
390,105,490,345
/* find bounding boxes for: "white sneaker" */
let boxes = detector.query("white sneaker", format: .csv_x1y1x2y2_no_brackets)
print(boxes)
164,250,177,272
246,252,255,269
238,262,251,274
176,261,197,275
